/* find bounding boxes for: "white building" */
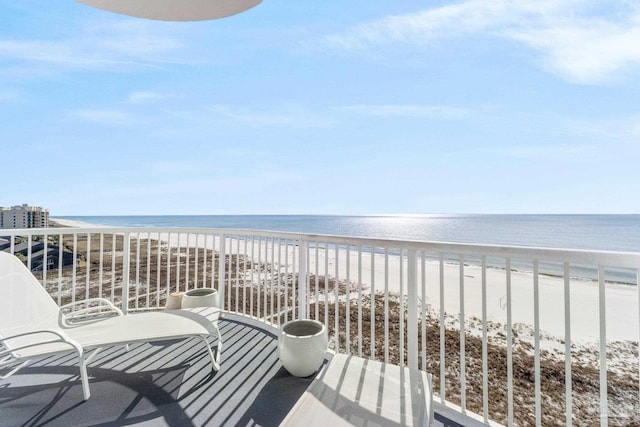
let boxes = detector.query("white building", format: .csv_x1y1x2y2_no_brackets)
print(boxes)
0,204,49,229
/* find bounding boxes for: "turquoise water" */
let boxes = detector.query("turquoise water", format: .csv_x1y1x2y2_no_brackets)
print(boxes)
57,214,640,252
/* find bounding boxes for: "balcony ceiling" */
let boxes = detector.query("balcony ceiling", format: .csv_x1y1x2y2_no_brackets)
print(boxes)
76,0,262,21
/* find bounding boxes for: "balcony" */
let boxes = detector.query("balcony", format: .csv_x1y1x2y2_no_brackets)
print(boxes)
1,226,639,426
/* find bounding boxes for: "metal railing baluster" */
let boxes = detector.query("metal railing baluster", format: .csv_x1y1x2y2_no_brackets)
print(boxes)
384,248,389,363
564,262,572,427
284,239,289,322
598,265,608,427
439,252,446,404
194,233,199,289
459,254,466,413
507,257,514,426
156,233,161,308
146,234,151,309
399,249,404,367
276,239,281,326
122,232,130,314
176,233,181,292
370,248,375,360
254,236,258,319
111,233,116,304
135,232,140,310
293,239,297,320
185,233,191,291
345,246,350,352
299,239,308,319
27,235,32,271
315,242,320,321
335,244,340,352
99,233,104,299
43,233,48,287
358,245,363,358
534,260,541,427
85,233,90,300
421,250,427,371
72,233,77,305
482,256,489,424
407,249,418,370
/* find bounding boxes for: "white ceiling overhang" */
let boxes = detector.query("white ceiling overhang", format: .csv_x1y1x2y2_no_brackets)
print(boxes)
76,0,262,21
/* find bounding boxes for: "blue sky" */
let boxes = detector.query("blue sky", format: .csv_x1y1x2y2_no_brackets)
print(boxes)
2,0,640,215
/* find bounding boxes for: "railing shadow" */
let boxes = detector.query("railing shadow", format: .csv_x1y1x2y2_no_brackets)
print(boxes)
0,364,195,427
234,366,315,427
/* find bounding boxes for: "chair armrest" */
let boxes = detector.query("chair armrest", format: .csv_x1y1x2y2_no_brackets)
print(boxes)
0,329,84,380
0,329,83,361
59,298,123,326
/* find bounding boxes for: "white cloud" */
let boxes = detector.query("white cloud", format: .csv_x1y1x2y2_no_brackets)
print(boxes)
145,160,201,175
208,170,302,193
126,91,167,103
0,40,113,68
566,114,640,140
326,1,567,48
338,104,470,119
504,144,598,161
326,0,640,84
207,105,336,128
507,22,640,84
0,90,21,102
85,20,183,56
68,109,130,125
0,19,185,72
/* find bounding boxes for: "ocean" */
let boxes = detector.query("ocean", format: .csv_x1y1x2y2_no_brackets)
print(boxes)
56,214,640,252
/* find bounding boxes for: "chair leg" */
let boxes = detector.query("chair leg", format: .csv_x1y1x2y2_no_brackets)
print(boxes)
214,324,222,370
200,336,220,372
78,353,90,401
85,347,103,365
215,337,222,372
0,359,31,380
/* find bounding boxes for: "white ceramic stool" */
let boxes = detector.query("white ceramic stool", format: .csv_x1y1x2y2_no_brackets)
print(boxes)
181,288,220,309
278,319,328,377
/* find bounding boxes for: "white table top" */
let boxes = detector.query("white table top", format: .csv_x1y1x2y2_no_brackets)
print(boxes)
281,353,433,427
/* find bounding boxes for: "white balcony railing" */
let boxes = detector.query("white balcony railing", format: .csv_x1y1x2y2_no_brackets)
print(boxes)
2,226,639,426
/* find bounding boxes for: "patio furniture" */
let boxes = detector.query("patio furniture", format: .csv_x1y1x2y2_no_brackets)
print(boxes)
281,353,434,426
0,252,222,401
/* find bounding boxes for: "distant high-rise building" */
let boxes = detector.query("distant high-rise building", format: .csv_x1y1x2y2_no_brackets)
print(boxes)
0,204,49,229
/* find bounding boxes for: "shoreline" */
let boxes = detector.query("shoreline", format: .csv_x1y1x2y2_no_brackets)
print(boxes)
51,218,117,228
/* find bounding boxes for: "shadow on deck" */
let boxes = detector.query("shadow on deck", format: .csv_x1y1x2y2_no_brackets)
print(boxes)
0,314,458,427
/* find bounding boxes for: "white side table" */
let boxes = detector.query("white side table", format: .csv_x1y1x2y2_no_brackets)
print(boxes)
281,353,434,426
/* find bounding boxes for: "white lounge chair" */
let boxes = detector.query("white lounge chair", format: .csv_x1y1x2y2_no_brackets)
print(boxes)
0,251,222,400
